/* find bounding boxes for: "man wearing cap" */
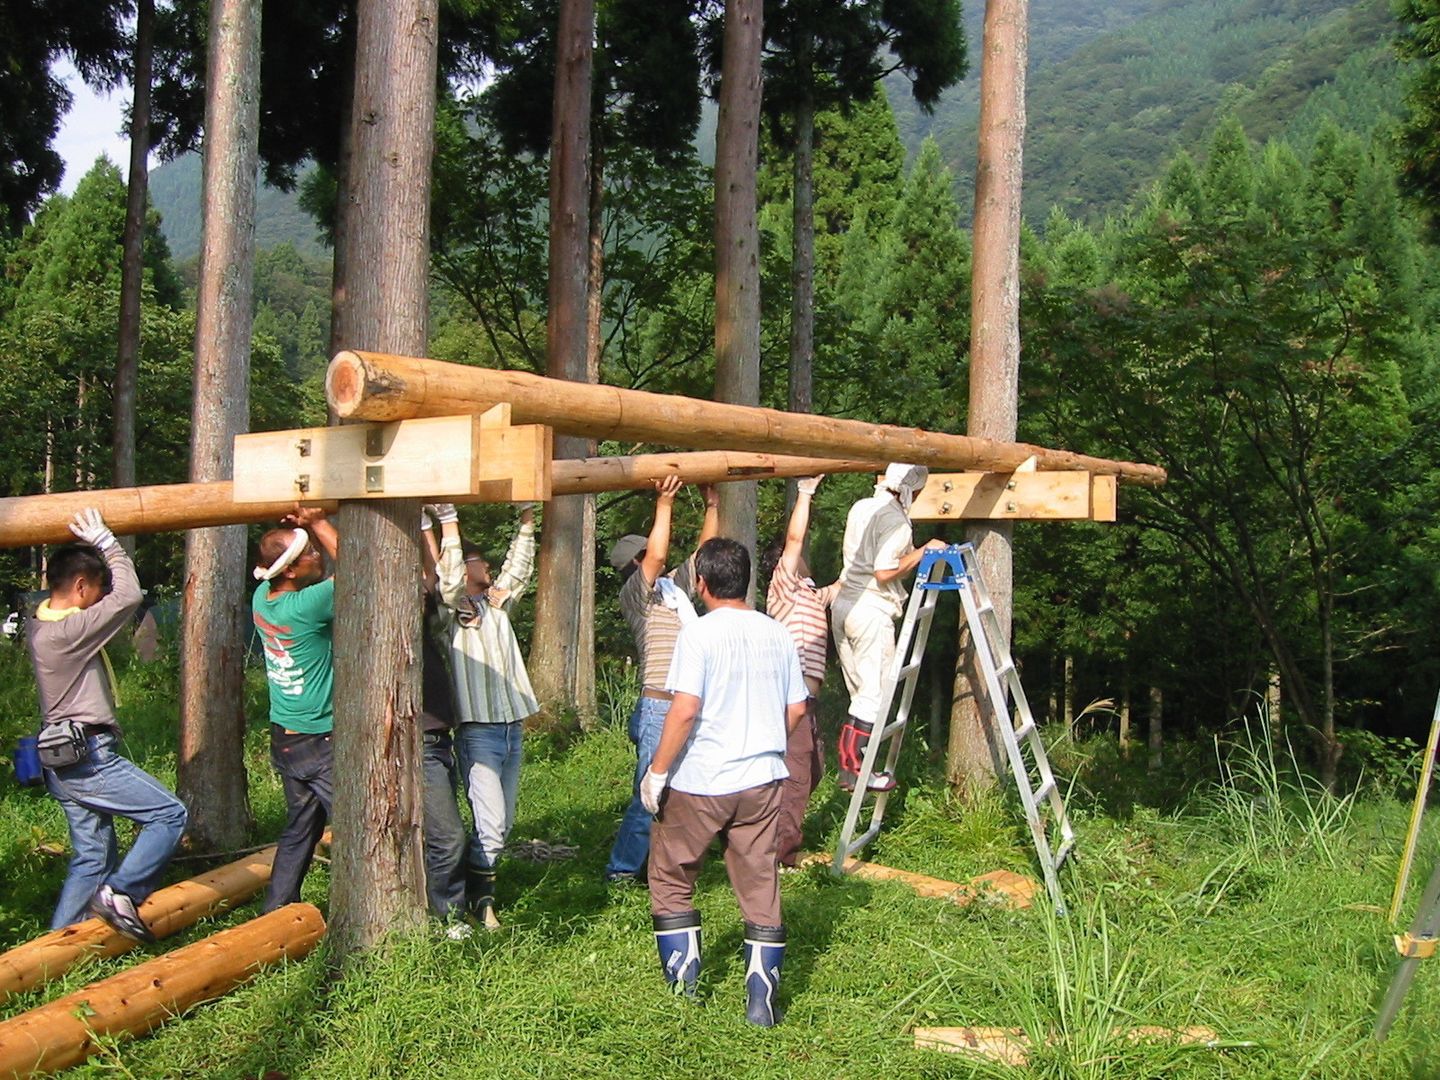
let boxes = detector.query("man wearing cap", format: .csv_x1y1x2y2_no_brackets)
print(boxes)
251,505,338,912
831,464,946,791
602,477,718,886
431,502,537,928
31,509,187,940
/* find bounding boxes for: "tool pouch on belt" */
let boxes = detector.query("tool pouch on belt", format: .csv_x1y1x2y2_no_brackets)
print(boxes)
36,721,89,770
13,734,43,786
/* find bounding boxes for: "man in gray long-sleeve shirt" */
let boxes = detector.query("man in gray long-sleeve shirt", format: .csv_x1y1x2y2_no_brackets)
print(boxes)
29,509,187,939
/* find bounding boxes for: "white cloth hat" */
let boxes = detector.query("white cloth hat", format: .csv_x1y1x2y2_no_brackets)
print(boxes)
882,463,929,511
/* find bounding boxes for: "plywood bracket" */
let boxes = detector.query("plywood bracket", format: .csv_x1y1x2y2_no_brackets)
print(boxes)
905,471,1117,522
233,410,552,504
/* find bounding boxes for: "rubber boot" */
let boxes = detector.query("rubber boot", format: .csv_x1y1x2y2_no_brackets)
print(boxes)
836,718,896,793
653,910,702,996
743,923,786,1027
466,867,500,930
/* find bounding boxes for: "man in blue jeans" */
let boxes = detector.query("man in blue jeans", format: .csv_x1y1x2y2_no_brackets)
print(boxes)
603,478,718,886
252,505,339,912
30,509,187,939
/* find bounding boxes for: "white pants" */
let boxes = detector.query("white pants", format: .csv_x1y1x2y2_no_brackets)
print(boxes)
831,599,897,724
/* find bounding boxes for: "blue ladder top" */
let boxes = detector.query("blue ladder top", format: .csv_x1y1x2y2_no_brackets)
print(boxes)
917,543,973,591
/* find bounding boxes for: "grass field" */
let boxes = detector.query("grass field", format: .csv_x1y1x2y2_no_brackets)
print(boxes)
2,643,1438,1078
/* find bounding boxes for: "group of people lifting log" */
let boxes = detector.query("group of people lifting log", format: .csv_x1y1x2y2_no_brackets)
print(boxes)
24,462,940,1027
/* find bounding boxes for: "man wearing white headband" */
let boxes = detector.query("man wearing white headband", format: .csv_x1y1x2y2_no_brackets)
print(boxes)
830,464,947,791
251,506,338,911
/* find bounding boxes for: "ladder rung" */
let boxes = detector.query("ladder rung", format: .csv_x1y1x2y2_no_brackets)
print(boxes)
881,717,907,739
1032,778,1057,804
846,824,882,856
975,600,993,614
897,660,923,680
994,661,1014,679
1012,719,1036,742
1054,838,1076,868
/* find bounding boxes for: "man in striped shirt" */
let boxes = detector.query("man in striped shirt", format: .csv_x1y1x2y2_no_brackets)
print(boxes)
761,475,839,868
432,502,538,927
603,477,719,885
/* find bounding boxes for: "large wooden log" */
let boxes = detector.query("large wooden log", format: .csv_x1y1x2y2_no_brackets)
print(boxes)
0,903,324,1077
327,350,1167,485
0,845,280,1004
0,452,882,548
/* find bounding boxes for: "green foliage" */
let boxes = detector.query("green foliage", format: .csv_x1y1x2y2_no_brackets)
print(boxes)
1395,0,1440,235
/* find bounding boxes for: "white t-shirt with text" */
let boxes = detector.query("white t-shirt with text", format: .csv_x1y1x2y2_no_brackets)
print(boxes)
664,607,808,797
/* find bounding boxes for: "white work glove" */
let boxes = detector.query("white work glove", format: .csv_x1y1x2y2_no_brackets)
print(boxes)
640,768,670,815
419,506,435,532
796,475,823,496
432,503,459,525
69,508,118,552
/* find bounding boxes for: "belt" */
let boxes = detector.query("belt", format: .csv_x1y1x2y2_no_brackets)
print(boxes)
641,687,674,702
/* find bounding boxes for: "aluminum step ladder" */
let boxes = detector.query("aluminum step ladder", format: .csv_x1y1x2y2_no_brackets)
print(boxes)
831,542,1076,913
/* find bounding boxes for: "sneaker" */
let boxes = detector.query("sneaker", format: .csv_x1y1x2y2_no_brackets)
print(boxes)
89,884,156,943
481,905,502,931
605,871,643,888
837,771,897,793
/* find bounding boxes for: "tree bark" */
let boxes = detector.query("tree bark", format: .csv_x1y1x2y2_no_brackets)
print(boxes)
1062,653,1075,741
1147,685,1163,772
948,0,1029,799
177,0,262,851
325,0,359,425
327,0,438,960
713,0,764,593
1118,645,1132,753
113,0,154,508
528,0,594,730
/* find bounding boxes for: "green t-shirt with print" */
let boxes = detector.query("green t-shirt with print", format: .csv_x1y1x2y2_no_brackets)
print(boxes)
252,578,335,734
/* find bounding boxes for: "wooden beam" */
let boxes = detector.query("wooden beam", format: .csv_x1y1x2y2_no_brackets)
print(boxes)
233,412,553,504
0,452,883,549
797,854,1038,909
914,1025,1221,1064
907,472,1118,522
326,351,1167,486
0,903,324,1077
0,845,278,1004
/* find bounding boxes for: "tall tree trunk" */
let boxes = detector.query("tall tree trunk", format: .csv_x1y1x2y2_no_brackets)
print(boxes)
114,0,154,511
528,0,594,729
713,0,763,591
786,69,815,512
328,0,438,961
1062,653,1075,741
1267,666,1281,732
1319,595,1338,790
1118,642,1132,753
325,0,358,424
947,0,1029,798
1147,685,1163,771
576,130,606,729
177,0,261,851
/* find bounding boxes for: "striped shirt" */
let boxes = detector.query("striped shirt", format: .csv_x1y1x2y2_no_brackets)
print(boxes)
766,562,838,685
619,557,696,690
436,524,539,725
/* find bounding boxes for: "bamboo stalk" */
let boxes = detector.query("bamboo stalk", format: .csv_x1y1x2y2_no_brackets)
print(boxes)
326,350,1168,485
0,452,882,548
0,903,324,1077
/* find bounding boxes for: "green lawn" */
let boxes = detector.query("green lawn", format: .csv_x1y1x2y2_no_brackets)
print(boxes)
1,646,1438,1078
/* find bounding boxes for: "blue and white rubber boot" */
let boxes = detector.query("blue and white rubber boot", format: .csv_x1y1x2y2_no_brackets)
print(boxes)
653,910,702,996
742,922,786,1027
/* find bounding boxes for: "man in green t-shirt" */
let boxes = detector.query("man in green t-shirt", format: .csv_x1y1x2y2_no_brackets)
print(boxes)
251,506,338,911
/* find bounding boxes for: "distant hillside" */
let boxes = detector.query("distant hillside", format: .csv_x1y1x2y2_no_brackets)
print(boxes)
148,152,327,263
888,0,1403,224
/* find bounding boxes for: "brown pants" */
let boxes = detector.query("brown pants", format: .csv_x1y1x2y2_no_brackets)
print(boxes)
776,699,823,867
649,780,783,927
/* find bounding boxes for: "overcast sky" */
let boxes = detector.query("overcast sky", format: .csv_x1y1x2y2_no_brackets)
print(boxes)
51,61,143,195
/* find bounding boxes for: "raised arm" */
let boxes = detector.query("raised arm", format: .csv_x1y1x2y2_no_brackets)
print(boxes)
695,483,720,551
492,505,537,603
874,538,949,585
639,477,683,587
287,505,338,560
430,504,466,610
420,506,441,592
779,476,822,576
60,510,143,653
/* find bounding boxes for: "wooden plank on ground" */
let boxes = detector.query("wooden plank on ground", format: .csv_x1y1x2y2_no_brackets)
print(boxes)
913,1024,1220,1065
797,854,1038,909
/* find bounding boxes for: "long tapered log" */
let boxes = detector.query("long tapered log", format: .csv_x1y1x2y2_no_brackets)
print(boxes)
327,350,1167,485
0,832,329,1004
0,453,884,548
0,903,324,1077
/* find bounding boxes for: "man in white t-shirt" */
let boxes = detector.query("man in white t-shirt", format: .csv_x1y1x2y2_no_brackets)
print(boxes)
639,537,808,1027
831,463,947,791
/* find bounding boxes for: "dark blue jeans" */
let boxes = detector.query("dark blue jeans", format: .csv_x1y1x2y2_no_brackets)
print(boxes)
604,695,668,878
45,732,188,928
422,731,466,919
265,727,333,912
